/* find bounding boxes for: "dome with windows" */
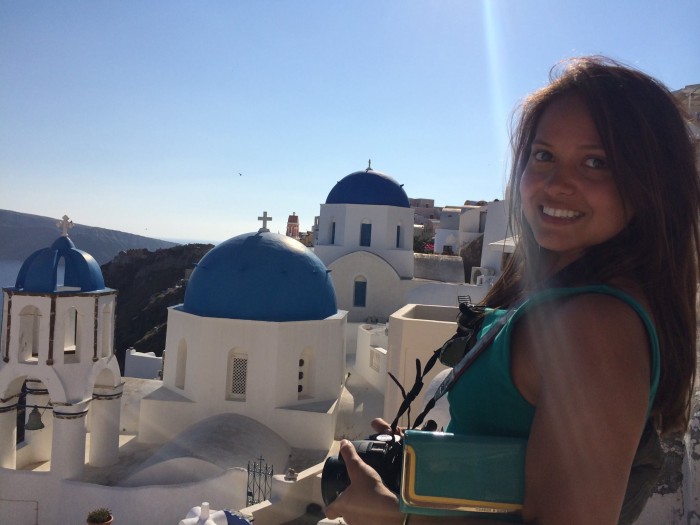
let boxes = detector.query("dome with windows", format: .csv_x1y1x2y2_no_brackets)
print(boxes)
183,231,337,322
325,169,410,208
15,236,106,293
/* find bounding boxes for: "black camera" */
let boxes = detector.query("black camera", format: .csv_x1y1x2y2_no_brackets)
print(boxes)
321,434,403,506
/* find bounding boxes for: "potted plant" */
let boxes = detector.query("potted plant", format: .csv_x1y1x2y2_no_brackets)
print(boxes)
87,507,113,525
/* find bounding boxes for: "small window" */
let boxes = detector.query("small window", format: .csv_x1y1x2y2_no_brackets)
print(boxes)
298,347,313,400
330,221,336,244
360,223,372,247
353,278,367,307
228,353,248,401
370,348,381,372
175,340,187,389
396,225,401,248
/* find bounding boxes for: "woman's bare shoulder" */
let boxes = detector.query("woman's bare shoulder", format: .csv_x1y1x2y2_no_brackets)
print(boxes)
520,290,653,524
537,291,651,384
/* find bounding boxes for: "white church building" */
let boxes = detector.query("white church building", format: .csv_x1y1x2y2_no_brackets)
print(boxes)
313,166,512,325
313,166,418,323
0,219,122,478
140,226,347,451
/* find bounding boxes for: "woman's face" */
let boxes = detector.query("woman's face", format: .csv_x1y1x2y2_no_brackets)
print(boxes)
519,94,630,272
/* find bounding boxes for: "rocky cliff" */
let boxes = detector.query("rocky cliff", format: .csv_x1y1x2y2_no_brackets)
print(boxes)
101,243,213,371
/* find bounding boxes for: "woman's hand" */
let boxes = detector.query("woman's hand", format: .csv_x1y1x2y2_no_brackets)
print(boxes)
371,417,400,436
324,439,404,525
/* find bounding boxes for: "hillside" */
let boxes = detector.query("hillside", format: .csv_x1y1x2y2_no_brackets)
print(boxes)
0,209,178,264
101,243,213,371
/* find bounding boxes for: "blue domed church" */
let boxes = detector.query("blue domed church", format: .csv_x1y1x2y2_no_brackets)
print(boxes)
0,217,122,477
140,227,347,450
314,166,417,322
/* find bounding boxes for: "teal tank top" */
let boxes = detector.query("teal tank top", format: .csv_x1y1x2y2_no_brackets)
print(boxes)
446,285,661,437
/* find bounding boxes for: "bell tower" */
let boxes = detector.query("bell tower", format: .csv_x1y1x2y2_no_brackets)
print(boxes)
0,215,121,475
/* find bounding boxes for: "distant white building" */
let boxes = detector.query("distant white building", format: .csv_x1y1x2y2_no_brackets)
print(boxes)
433,205,473,255
314,167,418,322
460,199,512,285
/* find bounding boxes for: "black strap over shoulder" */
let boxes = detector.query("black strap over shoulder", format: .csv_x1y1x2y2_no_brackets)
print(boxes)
387,297,488,432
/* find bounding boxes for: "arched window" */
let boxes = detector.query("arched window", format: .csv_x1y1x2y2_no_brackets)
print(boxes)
64,307,79,363
175,340,187,389
57,256,66,287
101,303,113,358
227,350,248,401
360,221,372,247
18,305,40,363
353,276,367,307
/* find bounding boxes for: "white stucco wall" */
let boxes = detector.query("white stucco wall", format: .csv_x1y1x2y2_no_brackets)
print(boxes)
479,200,510,271
327,251,420,323
433,228,460,255
141,307,347,450
413,254,465,283
459,206,483,233
124,348,162,379
315,203,415,278
383,304,457,426
1,291,117,402
354,324,389,393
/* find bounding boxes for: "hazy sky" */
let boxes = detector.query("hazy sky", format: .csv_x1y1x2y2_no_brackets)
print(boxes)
1,1,698,243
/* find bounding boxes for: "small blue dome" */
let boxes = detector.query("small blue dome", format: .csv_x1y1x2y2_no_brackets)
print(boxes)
183,231,337,322
15,236,106,293
326,169,410,208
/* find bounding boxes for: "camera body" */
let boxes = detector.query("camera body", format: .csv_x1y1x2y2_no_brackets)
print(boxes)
321,434,402,506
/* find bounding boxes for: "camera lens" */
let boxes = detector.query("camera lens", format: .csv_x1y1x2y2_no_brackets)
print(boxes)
321,456,350,506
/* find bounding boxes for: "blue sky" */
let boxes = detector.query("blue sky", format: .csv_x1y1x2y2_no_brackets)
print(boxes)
1,1,698,243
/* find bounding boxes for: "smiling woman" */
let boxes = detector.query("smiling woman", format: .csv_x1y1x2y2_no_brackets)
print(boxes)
519,94,630,273
325,56,700,525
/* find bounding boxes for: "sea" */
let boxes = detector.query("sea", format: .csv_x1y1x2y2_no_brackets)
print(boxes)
0,260,23,325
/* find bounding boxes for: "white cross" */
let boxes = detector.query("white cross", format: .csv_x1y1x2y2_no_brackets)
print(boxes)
258,211,272,232
56,215,74,237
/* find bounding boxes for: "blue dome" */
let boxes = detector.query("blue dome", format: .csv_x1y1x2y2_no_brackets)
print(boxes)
15,236,106,293
183,231,337,322
326,169,410,207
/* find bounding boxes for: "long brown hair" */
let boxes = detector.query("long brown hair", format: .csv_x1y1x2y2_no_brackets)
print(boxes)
486,56,700,434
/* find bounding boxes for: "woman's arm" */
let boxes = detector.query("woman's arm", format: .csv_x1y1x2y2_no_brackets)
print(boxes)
516,294,651,524
326,293,652,525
